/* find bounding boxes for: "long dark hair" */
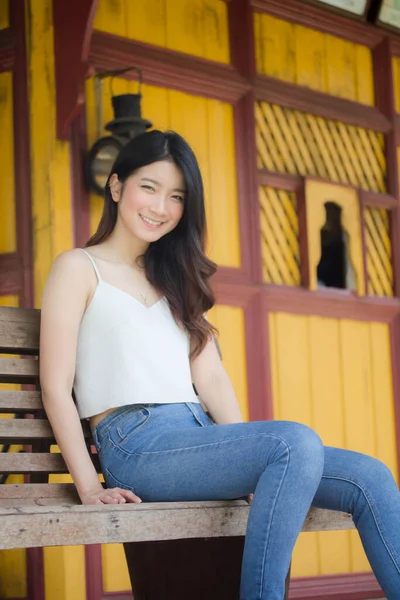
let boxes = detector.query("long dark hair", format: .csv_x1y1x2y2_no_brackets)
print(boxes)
87,130,217,357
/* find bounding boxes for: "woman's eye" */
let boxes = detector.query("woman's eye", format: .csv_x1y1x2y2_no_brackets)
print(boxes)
142,185,155,192
172,195,184,203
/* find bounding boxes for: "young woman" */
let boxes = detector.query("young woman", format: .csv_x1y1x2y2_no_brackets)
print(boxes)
40,130,400,600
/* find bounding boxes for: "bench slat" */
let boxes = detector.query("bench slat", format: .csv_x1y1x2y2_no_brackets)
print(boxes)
0,452,100,474
0,358,39,384
0,502,354,550
0,497,80,507
0,307,40,354
0,483,79,500
0,390,43,412
0,418,91,443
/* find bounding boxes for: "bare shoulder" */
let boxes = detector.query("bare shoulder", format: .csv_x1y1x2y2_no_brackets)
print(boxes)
42,248,96,309
51,248,91,275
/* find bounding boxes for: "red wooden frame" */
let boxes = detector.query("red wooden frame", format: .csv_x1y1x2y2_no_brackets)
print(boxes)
0,1,33,310
396,115,400,145
227,0,273,425
255,75,391,133
259,172,400,206
0,27,14,72
85,545,103,600
12,0,33,310
89,31,250,104
391,38,400,57
360,190,398,209
0,253,21,295
70,107,91,248
289,570,384,599
52,0,98,139
360,194,370,297
259,170,303,192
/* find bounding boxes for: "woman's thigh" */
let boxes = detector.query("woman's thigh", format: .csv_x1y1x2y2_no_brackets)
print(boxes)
98,403,323,502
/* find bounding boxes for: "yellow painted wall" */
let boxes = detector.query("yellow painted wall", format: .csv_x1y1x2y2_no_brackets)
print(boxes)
393,57,400,113
255,13,374,105
269,313,398,576
0,0,8,29
85,78,241,267
0,71,16,254
27,0,73,307
208,305,249,421
94,0,230,63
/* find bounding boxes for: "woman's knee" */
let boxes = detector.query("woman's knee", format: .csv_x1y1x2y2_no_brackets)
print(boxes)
276,422,324,474
353,453,396,491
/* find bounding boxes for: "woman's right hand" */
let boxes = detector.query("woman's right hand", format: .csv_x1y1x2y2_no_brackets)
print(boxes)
81,486,142,505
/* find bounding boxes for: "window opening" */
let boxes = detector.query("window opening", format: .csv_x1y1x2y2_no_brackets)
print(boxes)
317,202,356,291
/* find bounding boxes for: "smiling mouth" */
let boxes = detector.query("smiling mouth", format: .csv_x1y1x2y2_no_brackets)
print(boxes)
139,214,164,227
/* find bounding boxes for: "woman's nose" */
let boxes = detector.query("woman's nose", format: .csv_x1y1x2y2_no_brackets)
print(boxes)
150,195,168,216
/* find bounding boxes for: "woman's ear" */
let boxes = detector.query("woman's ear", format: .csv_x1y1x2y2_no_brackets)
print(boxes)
109,174,122,203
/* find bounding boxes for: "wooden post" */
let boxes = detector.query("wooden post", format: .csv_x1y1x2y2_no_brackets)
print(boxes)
124,537,291,599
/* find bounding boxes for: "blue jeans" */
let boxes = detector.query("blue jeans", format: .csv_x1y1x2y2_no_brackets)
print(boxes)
92,402,400,600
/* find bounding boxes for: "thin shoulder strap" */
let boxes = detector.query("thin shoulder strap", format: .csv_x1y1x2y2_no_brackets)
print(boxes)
79,248,102,282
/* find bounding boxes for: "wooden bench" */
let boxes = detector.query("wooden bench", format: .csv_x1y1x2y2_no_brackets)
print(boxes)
0,306,354,599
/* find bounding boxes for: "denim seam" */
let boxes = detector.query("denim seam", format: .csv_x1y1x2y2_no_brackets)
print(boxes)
106,431,295,458
322,474,400,575
258,441,290,599
105,468,136,495
116,409,151,443
185,402,209,427
95,405,148,445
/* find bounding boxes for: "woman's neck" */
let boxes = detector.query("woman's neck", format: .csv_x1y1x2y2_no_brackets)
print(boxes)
103,231,149,268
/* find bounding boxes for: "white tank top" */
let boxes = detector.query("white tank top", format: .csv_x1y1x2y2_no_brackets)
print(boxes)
73,249,199,419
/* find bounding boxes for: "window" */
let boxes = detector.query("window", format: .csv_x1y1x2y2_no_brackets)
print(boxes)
317,201,357,291
305,180,365,295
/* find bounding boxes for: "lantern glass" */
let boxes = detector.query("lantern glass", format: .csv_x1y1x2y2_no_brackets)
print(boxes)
86,137,123,196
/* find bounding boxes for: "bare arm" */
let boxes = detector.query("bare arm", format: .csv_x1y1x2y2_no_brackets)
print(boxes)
190,334,254,504
190,335,244,425
40,251,140,505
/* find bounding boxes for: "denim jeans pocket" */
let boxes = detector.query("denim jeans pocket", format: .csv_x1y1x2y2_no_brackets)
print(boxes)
109,406,151,447
186,402,214,427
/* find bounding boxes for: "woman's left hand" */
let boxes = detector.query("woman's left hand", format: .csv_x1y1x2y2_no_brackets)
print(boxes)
247,493,254,504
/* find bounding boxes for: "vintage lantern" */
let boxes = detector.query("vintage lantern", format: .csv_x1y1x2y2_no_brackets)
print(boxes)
85,66,152,196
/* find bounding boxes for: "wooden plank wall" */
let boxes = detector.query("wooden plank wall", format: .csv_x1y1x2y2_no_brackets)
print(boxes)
269,313,398,577
27,0,73,308
254,12,374,105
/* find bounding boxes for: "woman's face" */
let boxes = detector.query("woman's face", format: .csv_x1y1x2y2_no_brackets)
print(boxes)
110,160,185,243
